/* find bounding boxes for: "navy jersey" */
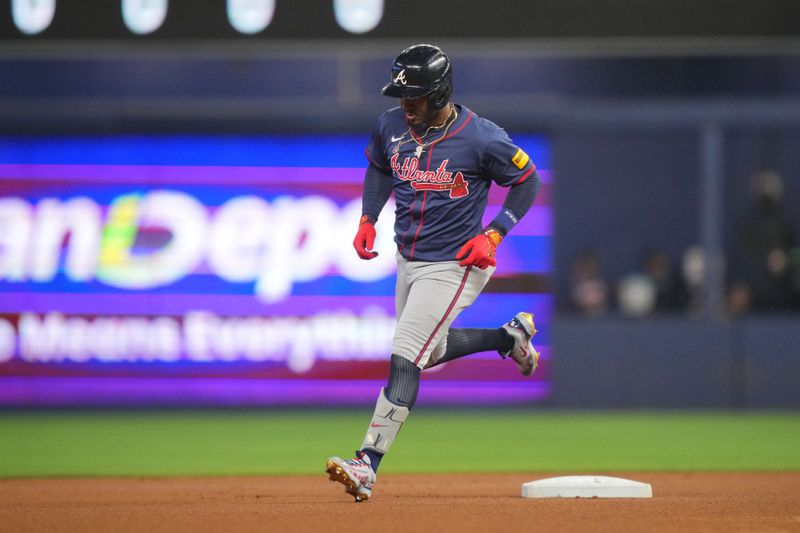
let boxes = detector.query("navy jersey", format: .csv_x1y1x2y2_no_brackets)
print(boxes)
364,104,537,262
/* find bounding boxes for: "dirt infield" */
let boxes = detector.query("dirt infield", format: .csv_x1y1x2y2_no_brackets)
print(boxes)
2,473,799,533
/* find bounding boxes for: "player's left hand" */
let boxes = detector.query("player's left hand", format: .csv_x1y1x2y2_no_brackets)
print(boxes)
456,231,499,269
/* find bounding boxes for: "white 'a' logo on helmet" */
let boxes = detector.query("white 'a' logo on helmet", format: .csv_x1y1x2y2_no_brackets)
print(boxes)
393,69,407,85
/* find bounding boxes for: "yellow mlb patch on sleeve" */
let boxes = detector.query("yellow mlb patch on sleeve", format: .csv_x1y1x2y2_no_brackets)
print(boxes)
511,148,530,170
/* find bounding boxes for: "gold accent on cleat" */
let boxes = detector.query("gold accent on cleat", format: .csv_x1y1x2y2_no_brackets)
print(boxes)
326,460,369,501
520,312,537,336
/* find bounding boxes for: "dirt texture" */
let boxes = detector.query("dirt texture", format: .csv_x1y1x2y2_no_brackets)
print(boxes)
2,473,799,533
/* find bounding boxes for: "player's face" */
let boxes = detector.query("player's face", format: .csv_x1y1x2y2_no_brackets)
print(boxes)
400,96,437,127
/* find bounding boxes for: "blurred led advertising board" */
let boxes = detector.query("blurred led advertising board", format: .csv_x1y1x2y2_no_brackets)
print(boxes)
0,135,552,406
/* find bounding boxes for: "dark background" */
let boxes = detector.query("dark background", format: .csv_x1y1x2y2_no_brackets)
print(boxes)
2,0,800,40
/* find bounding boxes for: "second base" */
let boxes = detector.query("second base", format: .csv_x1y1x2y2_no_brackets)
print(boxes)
521,476,653,498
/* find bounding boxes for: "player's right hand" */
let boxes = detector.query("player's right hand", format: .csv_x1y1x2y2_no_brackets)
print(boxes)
456,234,496,269
456,228,503,269
353,215,379,260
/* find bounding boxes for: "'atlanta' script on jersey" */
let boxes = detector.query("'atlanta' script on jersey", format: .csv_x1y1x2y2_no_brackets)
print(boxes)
389,154,469,198
362,105,536,261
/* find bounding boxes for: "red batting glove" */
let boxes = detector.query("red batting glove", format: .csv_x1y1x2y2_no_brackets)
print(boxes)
353,215,379,260
456,229,503,269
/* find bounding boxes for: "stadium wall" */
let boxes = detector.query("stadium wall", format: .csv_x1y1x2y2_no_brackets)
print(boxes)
553,318,800,408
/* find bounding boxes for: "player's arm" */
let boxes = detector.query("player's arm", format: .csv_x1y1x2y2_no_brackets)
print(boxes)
487,171,540,236
354,133,393,260
361,161,394,224
457,132,540,269
456,177,539,268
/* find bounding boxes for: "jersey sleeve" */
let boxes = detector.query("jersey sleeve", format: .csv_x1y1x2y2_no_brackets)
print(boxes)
362,116,394,221
480,126,537,187
364,116,391,172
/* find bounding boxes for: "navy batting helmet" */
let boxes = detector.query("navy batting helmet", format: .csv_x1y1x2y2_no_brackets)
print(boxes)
382,44,453,109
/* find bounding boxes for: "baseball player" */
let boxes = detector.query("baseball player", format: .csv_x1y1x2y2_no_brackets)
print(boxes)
326,44,541,502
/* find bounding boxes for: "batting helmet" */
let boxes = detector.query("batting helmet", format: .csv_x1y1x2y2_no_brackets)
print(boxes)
381,44,453,109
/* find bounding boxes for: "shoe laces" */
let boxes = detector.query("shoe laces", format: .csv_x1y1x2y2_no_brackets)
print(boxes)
344,455,370,470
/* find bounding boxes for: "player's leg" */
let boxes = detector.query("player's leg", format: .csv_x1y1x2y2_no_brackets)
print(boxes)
342,254,419,473
327,259,490,501
361,259,480,456
429,327,513,365
391,260,493,370
357,354,418,467
325,351,419,500
325,253,417,502
361,261,491,455
425,312,540,375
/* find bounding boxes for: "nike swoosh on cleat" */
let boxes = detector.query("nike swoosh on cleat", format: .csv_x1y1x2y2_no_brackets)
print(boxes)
390,135,404,142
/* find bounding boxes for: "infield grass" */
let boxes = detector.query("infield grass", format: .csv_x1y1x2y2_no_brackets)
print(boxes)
1,410,798,477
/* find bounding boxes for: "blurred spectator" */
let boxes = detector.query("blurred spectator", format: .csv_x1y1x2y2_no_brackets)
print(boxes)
618,251,687,318
642,250,688,312
617,273,655,318
568,250,609,316
733,170,797,312
726,280,752,318
682,245,707,316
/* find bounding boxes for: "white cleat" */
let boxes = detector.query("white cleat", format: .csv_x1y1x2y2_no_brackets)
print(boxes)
325,453,376,502
499,312,539,376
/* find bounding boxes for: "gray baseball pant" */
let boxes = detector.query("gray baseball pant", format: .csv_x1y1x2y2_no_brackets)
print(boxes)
392,252,494,369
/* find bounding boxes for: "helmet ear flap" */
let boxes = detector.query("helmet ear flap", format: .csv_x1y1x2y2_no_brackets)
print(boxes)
429,82,452,109
428,59,453,109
